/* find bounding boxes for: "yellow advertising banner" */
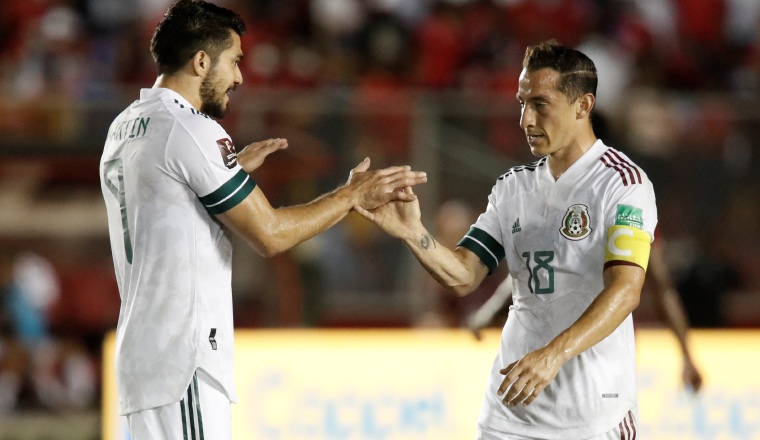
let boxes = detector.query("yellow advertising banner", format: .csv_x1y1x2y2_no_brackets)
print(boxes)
636,330,760,439
102,329,760,440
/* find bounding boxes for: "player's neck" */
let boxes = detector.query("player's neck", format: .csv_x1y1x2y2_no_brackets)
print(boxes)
153,74,203,111
547,134,598,180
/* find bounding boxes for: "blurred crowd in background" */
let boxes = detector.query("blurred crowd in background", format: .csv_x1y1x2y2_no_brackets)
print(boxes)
1,0,760,416
2,0,760,97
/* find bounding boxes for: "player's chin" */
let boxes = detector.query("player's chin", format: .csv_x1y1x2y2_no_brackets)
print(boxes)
528,147,544,158
527,142,549,157
217,93,231,114
216,103,231,119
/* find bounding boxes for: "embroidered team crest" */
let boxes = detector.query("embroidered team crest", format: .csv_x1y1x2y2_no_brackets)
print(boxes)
216,138,237,169
560,204,592,241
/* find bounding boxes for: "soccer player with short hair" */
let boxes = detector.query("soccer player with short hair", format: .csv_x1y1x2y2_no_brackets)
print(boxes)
358,40,656,439
99,1,427,439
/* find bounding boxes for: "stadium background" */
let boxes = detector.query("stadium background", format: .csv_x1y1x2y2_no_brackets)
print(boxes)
1,0,760,438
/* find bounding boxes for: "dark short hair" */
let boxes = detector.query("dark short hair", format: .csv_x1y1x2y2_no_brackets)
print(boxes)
523,40,597,103
150,0,246,75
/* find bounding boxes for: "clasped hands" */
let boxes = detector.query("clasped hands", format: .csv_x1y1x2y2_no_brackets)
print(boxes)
237,138,427,225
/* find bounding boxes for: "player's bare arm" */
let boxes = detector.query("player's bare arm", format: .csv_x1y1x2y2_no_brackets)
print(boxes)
217,158,427,257
497,264,644,407
356,188,489,296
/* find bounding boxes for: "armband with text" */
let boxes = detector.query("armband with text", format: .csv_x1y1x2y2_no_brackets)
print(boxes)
604,225,651,270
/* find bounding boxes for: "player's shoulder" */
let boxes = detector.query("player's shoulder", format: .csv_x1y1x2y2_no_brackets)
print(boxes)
162,98,222,130
595,145,650,188
497,157,547,183
157,97,232,150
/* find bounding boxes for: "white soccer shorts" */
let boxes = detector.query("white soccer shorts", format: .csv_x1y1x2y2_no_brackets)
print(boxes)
591,409,638,440
126,369,231,440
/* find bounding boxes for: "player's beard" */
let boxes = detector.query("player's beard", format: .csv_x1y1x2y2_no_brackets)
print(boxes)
199,67,230,119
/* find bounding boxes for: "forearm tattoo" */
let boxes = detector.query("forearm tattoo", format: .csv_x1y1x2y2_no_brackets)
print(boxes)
420,234,437,250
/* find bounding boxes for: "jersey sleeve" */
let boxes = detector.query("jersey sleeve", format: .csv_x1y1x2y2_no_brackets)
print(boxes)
457,183,506,274
166,116,256,215
603,175,658,270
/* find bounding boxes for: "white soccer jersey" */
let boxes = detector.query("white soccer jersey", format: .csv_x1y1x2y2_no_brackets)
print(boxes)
459,140,657,439
100,88,254,415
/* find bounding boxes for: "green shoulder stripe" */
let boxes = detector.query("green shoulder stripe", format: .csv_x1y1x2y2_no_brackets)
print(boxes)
199,169,256,214
457,227,504,274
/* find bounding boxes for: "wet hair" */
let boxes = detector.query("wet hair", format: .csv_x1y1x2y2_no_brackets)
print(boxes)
150,0,246,75
523,39,597,103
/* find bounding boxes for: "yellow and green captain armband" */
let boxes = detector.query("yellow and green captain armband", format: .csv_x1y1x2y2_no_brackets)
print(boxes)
604,204,652,271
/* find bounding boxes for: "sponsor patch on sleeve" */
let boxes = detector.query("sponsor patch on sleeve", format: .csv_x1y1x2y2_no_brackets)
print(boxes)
615,204,644,229
604,225,651,270
216,138,238,169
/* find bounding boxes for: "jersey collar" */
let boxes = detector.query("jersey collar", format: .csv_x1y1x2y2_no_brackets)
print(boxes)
139,87,194,109
549,139,607,184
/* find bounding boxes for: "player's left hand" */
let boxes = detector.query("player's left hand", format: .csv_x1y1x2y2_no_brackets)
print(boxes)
237,138,288,174
497,347,564,406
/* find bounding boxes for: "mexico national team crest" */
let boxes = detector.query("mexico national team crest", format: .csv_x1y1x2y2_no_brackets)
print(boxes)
216,138,238,169
560,204,592,241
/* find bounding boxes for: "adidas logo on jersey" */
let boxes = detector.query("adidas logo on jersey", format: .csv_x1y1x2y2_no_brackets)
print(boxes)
512,218,521,234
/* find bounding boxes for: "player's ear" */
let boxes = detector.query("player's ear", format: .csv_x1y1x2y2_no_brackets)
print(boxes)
191,50,211,77
576,93,595,120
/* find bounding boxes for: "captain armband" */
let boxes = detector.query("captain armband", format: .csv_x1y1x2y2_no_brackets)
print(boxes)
603,225,652,271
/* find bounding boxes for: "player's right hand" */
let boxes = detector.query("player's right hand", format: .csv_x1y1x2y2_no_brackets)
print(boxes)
237,138,288,174
345,159,427,211
354,186,424,240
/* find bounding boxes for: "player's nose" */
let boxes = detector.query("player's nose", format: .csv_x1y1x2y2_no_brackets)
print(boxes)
519,108,535,130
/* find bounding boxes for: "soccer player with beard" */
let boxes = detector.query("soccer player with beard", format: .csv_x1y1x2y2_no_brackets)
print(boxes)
99,1,427,438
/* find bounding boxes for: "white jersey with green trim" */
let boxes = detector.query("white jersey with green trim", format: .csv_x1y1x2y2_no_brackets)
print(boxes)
100,88,254,415
458,140,657,439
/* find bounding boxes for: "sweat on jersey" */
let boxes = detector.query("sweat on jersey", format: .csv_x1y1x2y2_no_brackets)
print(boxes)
100,88,253,415
458,140,657,439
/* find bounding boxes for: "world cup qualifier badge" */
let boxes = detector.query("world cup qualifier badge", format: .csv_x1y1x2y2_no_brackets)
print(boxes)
216,138,238,169
560,204,592,240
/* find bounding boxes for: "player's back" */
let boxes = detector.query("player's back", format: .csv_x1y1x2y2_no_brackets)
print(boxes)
100,88,240,414
100,91,202,300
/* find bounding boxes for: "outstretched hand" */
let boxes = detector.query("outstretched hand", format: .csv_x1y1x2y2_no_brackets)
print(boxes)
237,138,288,174
344,158,427,211
354,187,423,240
